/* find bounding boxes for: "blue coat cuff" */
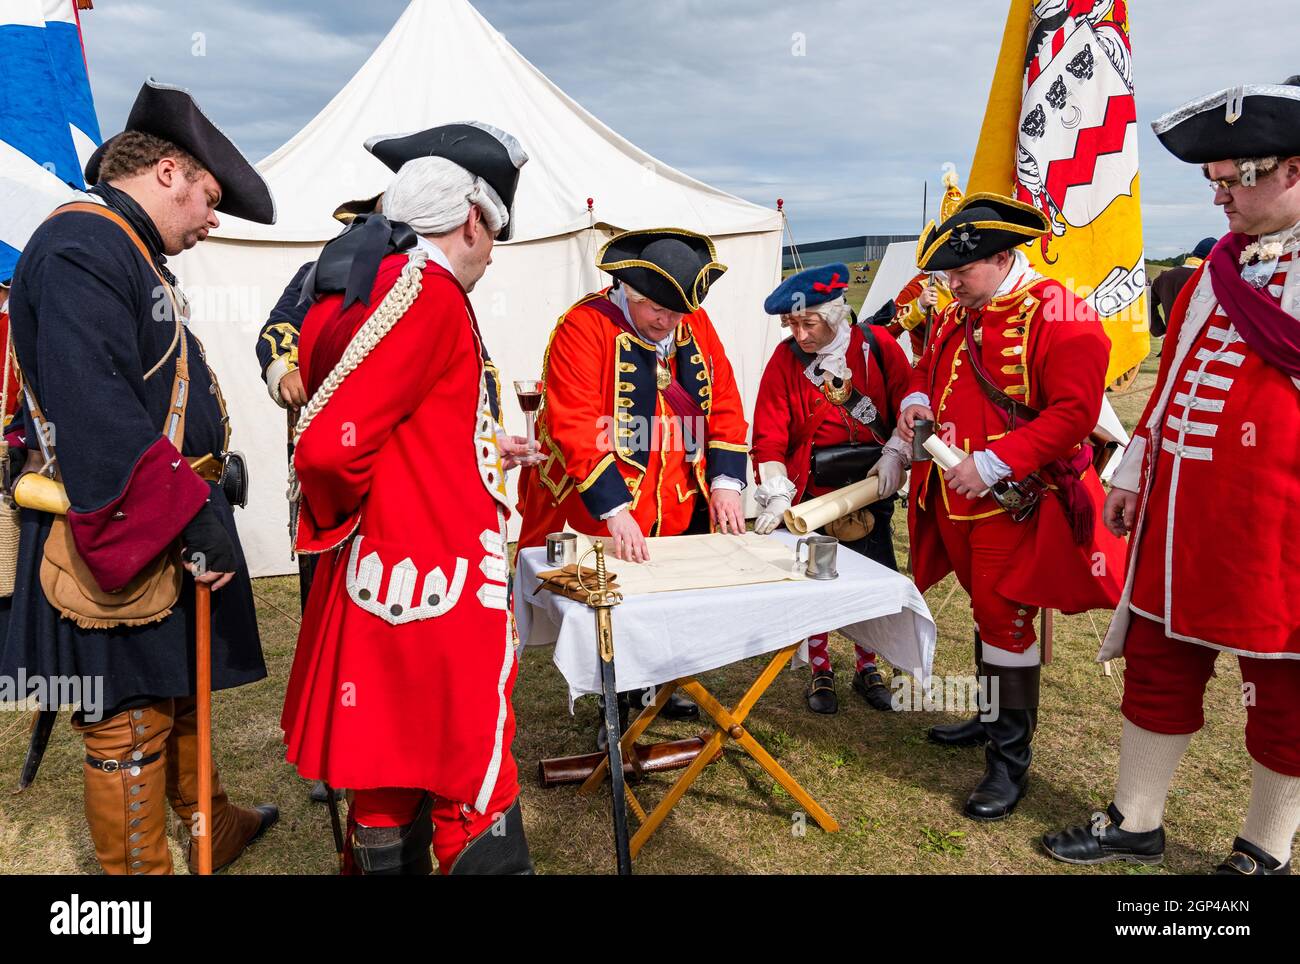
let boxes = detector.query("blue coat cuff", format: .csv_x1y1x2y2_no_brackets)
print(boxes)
577,456,634,519
706,444,748,486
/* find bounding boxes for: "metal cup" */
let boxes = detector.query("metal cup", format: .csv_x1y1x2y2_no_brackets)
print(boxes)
911,418,936,462
545,532,578,566
796,535,839,580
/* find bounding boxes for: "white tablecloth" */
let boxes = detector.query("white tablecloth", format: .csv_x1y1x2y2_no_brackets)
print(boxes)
514,531,936,705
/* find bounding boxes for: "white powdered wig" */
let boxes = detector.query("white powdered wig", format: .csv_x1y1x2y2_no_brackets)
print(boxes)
784,294,850,330
383,155,508,237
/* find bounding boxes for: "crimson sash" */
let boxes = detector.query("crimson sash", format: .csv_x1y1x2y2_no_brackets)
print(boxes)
1208,233,1300,380
586,296,709,436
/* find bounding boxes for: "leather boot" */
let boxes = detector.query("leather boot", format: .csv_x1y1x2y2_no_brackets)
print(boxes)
352,793,435,875
928,631,989,747
167,696,278,874
447,800,535,875
595,691,632,753
73,701,175,875
964,663,1038,821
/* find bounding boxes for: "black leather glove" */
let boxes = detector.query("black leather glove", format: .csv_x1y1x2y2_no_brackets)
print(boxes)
180,502,237,574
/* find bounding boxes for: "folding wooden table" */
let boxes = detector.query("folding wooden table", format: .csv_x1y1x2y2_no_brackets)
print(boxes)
514,531,936,860
578,646,838,856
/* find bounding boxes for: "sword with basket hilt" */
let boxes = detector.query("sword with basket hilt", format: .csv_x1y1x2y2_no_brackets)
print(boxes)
576,540,632,875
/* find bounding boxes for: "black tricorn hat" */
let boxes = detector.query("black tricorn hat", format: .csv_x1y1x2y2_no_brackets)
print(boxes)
332,192,383,225
916,192,1049,272
596,228,727,314
85,80,275,225
1153,78,1300,164
365,122,528,240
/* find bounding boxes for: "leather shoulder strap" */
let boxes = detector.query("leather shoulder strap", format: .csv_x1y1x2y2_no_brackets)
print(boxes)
29,201,191,452
962,313,1039,429
856,319,887,375
47,202,154,265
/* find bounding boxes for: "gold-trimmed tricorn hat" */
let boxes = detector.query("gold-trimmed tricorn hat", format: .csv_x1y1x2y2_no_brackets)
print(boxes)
915,192,1050,272
597,228,727,314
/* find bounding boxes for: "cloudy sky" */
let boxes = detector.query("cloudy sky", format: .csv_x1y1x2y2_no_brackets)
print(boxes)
79,0,1295,257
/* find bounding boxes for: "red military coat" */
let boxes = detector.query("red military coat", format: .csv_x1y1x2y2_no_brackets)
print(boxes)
908,276,1126,613
281,253,518,813
751,324,911,501
1102,249,1300,660
516,289,749,547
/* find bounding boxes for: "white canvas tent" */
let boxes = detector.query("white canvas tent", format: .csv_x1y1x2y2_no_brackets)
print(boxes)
173,0,783,576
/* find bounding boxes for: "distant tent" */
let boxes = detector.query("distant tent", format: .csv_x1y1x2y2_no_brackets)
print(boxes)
173,0,784,575
860,240,923,363
0,0,101,279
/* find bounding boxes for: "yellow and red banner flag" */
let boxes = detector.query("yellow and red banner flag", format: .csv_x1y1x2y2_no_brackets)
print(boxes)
968,0,1149,384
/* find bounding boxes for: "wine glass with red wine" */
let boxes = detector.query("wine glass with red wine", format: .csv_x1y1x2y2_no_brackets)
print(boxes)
514,379,543,455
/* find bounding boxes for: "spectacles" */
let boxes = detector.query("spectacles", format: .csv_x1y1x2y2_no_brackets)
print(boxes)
1206,164,1279,193
1208,175,1250,192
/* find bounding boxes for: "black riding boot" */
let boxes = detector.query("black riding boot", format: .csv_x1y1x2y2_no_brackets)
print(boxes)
595,691,632,753
351,793,434,875
929,631,989,747
447,800,535,875
964,663,1039,821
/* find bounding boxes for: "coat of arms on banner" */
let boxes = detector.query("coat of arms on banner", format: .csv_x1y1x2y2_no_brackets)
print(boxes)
967,0,1149,381
1015,0,1137,250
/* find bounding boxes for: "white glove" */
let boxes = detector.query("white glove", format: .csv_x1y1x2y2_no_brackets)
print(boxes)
754,496,791,535
868,433,912,498
753,461,797,535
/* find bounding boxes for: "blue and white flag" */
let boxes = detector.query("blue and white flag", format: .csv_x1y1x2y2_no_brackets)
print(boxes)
1,0,101,281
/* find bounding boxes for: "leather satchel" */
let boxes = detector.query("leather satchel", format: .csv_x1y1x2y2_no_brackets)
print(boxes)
810,442,883,490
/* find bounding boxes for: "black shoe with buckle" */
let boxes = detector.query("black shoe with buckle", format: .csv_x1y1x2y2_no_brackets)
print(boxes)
1215,837,1291,875
1041,802,1166,866
852,667,895,712
806,671,838,715
658,689,700,720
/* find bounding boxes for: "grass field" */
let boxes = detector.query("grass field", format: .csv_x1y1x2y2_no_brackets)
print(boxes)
1,337,1258,876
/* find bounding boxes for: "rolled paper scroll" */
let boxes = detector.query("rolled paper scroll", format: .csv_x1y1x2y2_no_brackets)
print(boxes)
922,435,990,498
783,475,883,536
922,434,965,471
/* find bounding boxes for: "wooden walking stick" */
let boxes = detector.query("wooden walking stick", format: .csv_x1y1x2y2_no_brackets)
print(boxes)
195,581,214,875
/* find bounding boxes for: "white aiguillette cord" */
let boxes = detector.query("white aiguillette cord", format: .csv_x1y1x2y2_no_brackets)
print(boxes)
286,249,428,504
